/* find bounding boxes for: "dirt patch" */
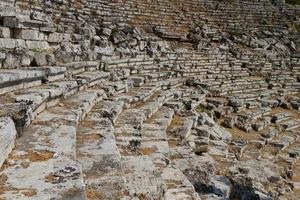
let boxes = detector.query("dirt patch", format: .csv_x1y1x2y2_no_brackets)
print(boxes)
0,175,37,198
168,139,180,148
20,162,30,169
227,126,260,141
21,189,37,197
61,186,82,199
292,159,300,182
11,150,54,162
80,120,98,127
45,173,55,183
0,161,13,171
77,133,103,142
87,188,105,200
76,149,94,159
140,147,158,155
167,115,183,133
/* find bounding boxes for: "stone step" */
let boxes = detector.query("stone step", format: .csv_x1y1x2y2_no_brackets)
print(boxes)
0,117,17,168
277,144,300,167
111,88,185,198
78,82,186,199
0,89,105,199
162,167,200,200
271,112,293,123
77,100,125,200
0,61,101,95
0,69,45,95
77,82,173,199
114,89,178,149
0,71,110,134
140,104,200,199
279,119,300,131
270,133,299,152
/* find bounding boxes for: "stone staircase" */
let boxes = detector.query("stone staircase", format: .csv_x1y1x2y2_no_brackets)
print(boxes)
0,51,300,198
0,65,201,199
0,0,300,199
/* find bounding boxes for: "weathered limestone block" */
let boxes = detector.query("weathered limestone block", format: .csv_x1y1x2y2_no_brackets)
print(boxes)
0,6,16,17
26,40,49,50
0,38,16,49
0,117,17,168
0,52,6,61
271,112,292,123
101,27,112,37
3,17,18,28
15,29,44,40
0,27,12,38
0,38,26,49
48,32,71,43
222,116,236,128
33,53,48,66
0,69,45,94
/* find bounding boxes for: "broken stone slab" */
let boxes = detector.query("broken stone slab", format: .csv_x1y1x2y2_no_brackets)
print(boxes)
290,101,300,110
228,98,244,107
229,160,280,187
128,76,145,87
260,127,279,140
237,108,271,123
0,117,17,168
170,116,195,139
271,112,292,123
236,122,252,132
0,103,33,135
252,118,270,131
91,100,124,124
162,167,200,200
206,98,228,107
184,98,204,111
280,119,300,131
261,99,280,108
164,100,184,111
270,135,296,151
198,112,216,127
246,101,261,109
222,116,236,128
75,71,110,87
286,147,300,162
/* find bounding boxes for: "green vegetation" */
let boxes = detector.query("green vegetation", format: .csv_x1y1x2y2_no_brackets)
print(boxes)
111,27,120,36
31,48,43,53
286,0,300,6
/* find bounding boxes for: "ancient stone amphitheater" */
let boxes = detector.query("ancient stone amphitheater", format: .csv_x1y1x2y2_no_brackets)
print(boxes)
0,0,300,199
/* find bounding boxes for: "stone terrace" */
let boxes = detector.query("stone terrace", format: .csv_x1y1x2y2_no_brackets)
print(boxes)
0,0,300,200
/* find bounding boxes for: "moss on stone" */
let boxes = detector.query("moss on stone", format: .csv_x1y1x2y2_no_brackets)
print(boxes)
286,0,300,6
